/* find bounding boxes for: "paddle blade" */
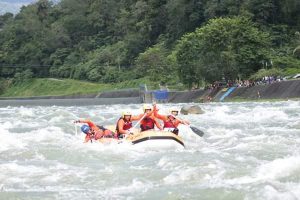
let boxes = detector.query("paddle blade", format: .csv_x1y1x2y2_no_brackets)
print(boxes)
190,126,204,137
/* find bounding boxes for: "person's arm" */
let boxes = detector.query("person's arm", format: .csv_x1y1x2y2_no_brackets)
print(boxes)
153,103,158,115
131,113,153,121
130,114,143,121
176,118,190,125
154,118,163,130
75,119,95,127
153,104,169,121
154,112,168,121
84,134,91,143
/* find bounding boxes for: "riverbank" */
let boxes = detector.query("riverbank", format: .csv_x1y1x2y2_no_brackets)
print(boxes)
1,78,300,105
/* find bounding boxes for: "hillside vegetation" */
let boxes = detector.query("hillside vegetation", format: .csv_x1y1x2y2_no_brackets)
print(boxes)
0,0,300,92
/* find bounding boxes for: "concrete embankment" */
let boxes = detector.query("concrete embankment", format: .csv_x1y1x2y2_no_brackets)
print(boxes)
226,80,300,100
168,90,206,103
1,80,300,106
0,97,142,107
0,89,142,106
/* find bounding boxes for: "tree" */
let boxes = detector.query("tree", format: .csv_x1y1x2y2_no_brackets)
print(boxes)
135,43,177,83
0,12,13,28
165,0,205,44
249,68,283,80
1,0,300,87
176,17,271,88
293,32,300,58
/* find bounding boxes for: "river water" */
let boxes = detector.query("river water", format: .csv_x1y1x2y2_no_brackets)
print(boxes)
0,101,300,200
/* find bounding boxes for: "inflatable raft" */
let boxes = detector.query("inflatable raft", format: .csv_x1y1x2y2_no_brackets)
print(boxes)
97,129,185,148
126,130,184,148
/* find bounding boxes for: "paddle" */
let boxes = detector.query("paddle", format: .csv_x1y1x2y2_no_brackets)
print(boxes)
189,126,205,137
128,113,147,134
171,114,205,137
119,113,147,141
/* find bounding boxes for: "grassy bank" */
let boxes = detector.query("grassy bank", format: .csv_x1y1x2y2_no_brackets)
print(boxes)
0,77,158,97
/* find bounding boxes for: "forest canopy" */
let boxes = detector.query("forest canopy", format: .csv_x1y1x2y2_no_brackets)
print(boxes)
0,0,300,88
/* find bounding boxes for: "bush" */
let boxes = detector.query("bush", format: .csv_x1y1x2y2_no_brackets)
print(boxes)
12,69,34,85
249,68,284,80
101,67,120,83
284,68,300,76
49,65,71,78
0,79,5,94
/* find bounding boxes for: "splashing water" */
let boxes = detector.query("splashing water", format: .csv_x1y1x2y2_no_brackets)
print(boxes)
0,101,300,200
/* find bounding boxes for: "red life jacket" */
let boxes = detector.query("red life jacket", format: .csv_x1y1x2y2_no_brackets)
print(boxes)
140,117,155,131
116,118,132,136
123,120,132,130
163,116,177,128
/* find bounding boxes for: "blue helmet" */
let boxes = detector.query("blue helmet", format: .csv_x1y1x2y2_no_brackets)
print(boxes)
81,125,90,134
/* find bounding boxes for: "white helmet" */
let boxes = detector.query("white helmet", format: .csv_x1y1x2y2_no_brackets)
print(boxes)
169,107,179,115
122,111,132,118
143,104,152,112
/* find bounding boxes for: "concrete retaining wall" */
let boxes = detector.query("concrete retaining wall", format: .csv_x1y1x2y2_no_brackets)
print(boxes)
98,89,140,98
0,97,142,107
168,90,206,103
227,80,300,100
2,80,300,105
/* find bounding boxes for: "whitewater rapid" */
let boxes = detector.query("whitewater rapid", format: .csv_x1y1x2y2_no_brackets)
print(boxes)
0,101,300,200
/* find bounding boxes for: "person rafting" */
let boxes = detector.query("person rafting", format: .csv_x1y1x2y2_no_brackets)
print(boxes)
153,104,189,135
139,104,163,132
115,111,138,139
74,119,115,142
115,105,162,138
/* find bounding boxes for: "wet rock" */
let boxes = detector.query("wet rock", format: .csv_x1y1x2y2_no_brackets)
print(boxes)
180,105,205,115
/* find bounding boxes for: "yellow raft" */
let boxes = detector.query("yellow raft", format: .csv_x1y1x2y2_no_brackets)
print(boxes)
97,127,185,148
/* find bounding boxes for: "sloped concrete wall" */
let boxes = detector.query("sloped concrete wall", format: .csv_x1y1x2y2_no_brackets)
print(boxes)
227,80,300,100
168,90,206,103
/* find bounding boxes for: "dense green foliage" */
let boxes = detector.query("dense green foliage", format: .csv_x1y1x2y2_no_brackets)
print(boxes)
249,68,283,80
0,0,300,89
176,17,271,87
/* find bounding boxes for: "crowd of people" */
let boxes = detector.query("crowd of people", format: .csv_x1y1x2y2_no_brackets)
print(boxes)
74,104,189,143
203,76,285,102
234,76,284,87
205,76,284,90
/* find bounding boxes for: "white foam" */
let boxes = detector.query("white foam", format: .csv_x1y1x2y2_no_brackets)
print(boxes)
255,156,300,180
102,178,153,197
260,184,300,200
0,102,300,199
17,106,35,117
157,156,179,170
0,130,27,152
217,156,300,187
163,167,200,185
